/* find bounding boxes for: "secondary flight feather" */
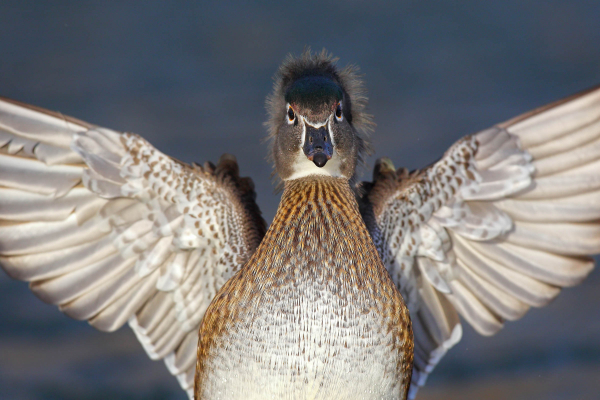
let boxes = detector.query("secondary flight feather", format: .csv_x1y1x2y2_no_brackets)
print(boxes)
0,50,598,399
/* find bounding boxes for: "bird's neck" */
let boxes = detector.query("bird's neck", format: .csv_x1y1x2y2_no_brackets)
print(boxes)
280,175,360,223
277,175,365,240
248,175,380,277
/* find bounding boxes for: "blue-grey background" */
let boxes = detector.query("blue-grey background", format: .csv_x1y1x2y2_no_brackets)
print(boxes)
1,1,599,399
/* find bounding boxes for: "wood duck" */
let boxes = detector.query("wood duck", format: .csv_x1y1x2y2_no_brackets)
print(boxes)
0,50,598,400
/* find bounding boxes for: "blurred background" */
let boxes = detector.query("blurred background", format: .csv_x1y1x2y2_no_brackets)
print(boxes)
1,1,599,399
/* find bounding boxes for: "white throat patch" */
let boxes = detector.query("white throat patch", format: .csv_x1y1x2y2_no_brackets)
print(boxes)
286,115,345,181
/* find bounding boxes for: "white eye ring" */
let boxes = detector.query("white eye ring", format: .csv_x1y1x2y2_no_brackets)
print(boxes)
287,104,296,125
335,101,343,122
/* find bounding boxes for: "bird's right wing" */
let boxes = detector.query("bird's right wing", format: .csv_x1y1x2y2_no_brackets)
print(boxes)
0,97,267,398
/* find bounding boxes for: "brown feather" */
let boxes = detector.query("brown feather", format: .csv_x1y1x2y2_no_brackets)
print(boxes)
196,176,413,399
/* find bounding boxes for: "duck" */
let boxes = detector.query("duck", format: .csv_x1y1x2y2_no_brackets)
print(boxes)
0,49,598,400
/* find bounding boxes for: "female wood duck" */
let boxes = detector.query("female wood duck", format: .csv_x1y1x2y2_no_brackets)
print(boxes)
0,50,599,399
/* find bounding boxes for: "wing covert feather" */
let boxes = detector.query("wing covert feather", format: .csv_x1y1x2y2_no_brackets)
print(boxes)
0,97,266,397
360,85,600,398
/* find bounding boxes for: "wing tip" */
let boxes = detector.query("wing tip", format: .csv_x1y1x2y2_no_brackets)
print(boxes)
498,83,600,129
0,96,95,130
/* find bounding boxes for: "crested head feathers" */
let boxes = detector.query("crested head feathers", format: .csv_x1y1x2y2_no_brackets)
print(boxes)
265,49,374,177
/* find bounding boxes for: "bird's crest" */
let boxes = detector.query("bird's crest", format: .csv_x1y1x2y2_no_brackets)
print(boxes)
265,49,374,180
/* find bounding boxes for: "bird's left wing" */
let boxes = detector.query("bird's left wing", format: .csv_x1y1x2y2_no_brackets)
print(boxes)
359,85,600,398
0,97,266,398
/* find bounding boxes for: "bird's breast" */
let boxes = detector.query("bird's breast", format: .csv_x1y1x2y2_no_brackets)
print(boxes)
195,176,413,400
198,263,408,399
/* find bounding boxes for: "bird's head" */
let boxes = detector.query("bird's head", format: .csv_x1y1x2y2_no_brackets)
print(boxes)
266,49,373,183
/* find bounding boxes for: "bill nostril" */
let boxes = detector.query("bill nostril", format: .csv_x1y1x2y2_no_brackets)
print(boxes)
303,126,333,164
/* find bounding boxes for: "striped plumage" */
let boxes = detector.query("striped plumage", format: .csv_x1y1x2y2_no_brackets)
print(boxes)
196,176,413,399
361,85,600,394
0,50,598,399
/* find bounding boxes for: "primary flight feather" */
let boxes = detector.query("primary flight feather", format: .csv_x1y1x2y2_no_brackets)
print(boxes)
0,50,598,399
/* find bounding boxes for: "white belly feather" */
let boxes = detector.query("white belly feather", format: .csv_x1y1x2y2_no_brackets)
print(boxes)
199,262,405,400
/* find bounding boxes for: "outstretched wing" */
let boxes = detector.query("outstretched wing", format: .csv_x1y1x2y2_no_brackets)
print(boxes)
0,97,266,398
359,85,600,398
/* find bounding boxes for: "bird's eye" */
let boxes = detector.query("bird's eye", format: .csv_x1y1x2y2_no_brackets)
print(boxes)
287,105,295,124
335,102,343,122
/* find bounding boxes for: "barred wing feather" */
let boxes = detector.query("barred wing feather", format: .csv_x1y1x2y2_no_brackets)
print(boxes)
360,85,600,399
0,97,266,398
